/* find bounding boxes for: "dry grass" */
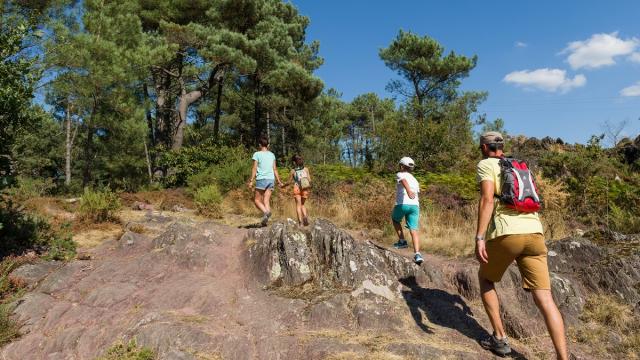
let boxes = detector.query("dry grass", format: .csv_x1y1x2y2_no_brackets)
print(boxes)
128,224,146,234
73,223,123,249
324,351,406,360
536,175,570,240
421,204,476,257
120,189,194,211
569,294,640,359
227,183,476,257
581,294,633,330
222,173,574,258
302,329,471,359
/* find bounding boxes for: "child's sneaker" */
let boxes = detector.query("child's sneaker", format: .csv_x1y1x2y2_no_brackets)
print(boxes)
393,239,408,249
414,252,424,265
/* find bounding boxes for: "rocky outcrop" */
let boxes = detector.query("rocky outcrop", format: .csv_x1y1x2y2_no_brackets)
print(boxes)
3,215,638,359
547,233,640,311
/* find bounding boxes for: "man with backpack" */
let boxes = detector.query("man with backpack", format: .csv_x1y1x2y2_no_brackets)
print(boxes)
474,132,568,359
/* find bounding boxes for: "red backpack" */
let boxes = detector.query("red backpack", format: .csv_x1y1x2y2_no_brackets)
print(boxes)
495,157,541,213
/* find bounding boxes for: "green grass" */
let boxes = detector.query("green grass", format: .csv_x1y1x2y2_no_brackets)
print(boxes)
0,304,20,347
0,256,34,347
78,188,121,223
97,339,156,360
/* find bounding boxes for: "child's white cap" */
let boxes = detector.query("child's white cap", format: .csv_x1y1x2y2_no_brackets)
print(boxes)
399,157,415,168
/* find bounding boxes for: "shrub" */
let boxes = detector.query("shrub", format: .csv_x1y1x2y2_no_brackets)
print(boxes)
5,176,55,201
188,159,251,195
194,184,223,218
536,176,570,240
78,188,121,223
350,177,394,228
97,339,155,360
0,199,75,259
158,142,248,187
0,304,20,347
42,223,76,261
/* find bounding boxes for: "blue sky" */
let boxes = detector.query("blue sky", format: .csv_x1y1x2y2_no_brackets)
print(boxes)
292,0,640,144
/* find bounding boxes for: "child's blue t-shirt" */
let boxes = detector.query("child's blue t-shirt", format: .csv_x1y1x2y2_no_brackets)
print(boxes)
252,151,276,180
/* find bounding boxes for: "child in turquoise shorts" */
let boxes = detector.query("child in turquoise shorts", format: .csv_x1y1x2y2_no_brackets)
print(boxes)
391,157,423,265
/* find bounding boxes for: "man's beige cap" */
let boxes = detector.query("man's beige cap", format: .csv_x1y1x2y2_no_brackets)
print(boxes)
480,131,505,145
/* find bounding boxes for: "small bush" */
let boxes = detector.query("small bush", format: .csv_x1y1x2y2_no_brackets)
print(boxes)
194,184,223,218
0,256,39,347
0,304,20,347
78,188,121,223
0,200,75,259
0,256,32,301
537,176,570,240
42,224,76,261
5,176,55,201
188,159,251,195
97,339,155,360
159,142,248,187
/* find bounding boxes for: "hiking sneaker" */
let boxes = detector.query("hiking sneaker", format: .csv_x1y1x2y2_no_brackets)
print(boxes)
261,212,271,226
392,239,408,249
414,253,424,265
302,216,309,226
480,333,511,357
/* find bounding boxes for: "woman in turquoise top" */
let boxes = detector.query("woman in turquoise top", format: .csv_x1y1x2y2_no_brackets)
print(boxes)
247,135,283,226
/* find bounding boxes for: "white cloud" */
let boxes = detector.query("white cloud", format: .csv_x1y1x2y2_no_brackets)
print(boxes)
563,32,639,69
503,68,586,93
629,52,640,63
515,41,528,48
620,81,640,97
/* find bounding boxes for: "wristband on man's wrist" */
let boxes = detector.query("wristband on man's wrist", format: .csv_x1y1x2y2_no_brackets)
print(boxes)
475,235,485,242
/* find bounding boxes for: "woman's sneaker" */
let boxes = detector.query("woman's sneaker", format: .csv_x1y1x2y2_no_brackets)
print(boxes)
414,253,424,265
393,239,408,249
261,212,271,226
479,333,511,356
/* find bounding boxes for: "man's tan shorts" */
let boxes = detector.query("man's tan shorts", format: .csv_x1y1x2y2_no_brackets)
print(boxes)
478,233,550,290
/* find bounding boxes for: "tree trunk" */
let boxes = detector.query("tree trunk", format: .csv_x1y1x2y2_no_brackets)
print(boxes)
370,108,375,134
142,82,155,146
144,140,152,184
82,123,94,188
64,102,74,186
173,64,223,149
213,72,224,140
153,70,170,148
173,79,203,150
281,126,285,158
266,111,270,144
253,76,262,143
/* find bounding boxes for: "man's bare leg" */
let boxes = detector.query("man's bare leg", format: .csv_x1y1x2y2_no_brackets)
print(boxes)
479,276,507,338
531,289,568,360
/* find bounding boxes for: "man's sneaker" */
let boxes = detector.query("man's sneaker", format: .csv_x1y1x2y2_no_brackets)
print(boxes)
479,333,511,357
414,253,424,265
392,239,408,249
302,216,309,226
